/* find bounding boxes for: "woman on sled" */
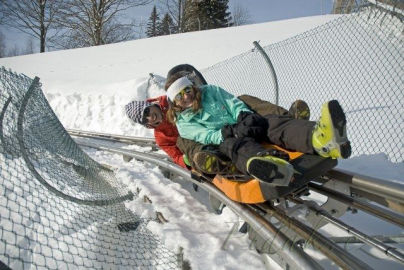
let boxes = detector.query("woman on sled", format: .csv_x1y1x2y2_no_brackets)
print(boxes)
165,74,351,186
125,64,311,175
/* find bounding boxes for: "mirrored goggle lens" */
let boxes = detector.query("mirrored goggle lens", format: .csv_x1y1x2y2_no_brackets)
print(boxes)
141,107,151,125
174,87,192,101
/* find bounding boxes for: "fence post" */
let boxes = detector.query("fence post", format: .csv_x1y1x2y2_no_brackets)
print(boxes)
253,41,279,105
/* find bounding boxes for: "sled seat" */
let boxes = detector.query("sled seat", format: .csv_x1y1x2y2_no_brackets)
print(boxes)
211,144,337,204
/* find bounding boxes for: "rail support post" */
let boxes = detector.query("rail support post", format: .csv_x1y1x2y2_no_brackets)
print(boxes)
253,41,279,105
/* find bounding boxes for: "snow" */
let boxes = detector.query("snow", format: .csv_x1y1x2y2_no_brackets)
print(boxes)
1,14,403,270
101,150,263,270
0,15,339,95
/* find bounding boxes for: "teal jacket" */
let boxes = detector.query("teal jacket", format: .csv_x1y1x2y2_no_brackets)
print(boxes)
176,85,252,145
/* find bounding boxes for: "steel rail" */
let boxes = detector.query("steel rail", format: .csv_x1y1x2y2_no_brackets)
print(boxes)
329,235,404,244
74,132,403,268
68,130,402,210
309,182,404,228
289,196,404,264
256,203,374,270
77,140,324,270
78,139,381,269
76,137,169,161
68,129,156,145
326,169,404,205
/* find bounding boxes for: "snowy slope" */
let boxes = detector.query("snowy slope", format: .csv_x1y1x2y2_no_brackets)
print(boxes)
0,15,339,94
1,14,403,270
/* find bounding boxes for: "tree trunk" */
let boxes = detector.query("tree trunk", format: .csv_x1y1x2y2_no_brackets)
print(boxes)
177,0,181,33
94,1,104,45
40,0,46,52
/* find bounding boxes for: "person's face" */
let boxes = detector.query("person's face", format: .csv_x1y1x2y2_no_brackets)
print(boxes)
174,86,195,109
143,105,163,128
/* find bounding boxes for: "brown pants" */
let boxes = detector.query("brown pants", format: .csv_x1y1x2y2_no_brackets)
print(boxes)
238,95,289,117
176,137,205,169
219,116,315,174
176,95,290,168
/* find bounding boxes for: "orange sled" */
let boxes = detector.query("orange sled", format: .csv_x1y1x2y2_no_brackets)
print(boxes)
210,144,337,204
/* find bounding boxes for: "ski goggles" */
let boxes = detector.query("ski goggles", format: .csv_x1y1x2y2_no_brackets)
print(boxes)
167,76,193,102
142,106,160,129
174,87,192,102
141,106,151,125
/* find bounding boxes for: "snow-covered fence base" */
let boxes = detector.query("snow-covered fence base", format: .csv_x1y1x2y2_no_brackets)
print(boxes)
0,68,179,269
202,0,403,162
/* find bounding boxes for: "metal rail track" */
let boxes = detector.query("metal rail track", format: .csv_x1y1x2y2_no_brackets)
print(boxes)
70,129,404,269
68,129,404,208
288,196,404,262
68,128,156,147
76,140,324,270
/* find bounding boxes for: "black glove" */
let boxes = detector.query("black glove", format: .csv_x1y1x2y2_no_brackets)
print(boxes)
237,111,268,126
221,123,236,139
221,112,268,140
234,112,268,140
236,111,252,122
221,121,265,139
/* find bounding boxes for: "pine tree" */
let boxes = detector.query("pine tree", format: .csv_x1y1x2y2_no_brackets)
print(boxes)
209,0,232,29
183,0,232,32
183,0,200,32
146,6,160,37
160,0,186,33
158,13,175,36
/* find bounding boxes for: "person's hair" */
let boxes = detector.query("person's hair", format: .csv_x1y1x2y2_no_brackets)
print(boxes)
165,73,202,123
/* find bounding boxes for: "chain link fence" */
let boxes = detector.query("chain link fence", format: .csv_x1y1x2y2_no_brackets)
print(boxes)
0,1,402,269
0,68,180,269
202,0,403,162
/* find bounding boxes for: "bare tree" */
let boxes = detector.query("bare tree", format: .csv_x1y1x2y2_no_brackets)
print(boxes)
137,16,147,38
232,2,251,26
0,31,6,58
51,0,152,49
0,6,5,24
159,0,186,33
23,38,35,55
0,0,62,53
7,44,21,57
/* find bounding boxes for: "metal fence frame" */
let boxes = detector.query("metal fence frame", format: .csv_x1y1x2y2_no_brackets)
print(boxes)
202,0,403,162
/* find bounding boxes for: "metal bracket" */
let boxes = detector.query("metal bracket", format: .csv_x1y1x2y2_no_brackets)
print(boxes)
303,179,350,229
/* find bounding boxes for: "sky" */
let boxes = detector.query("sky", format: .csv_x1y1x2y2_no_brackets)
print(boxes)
0,0,335,54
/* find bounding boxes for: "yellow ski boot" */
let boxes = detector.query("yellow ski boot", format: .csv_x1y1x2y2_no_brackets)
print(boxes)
289,99,311,120
312,100,351,159
193,149,238,175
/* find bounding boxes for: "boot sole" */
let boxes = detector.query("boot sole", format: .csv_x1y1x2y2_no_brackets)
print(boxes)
328,100,351,159
248,158,293,186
